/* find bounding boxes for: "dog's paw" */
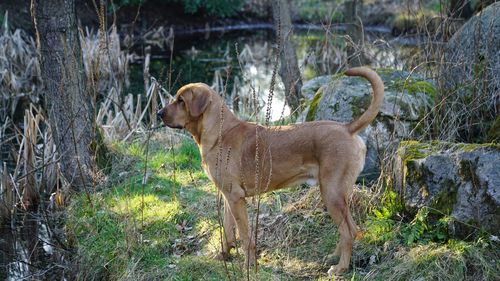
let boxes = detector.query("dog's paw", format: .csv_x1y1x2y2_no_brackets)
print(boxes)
327,265,347,277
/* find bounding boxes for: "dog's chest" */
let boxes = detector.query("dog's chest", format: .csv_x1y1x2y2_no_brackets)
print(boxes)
201,160,216,183
201,157,228,187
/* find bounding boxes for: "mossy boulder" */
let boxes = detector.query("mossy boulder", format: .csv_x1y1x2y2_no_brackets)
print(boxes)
301,75,336,100
300,69,435,180
441,2,500,142
395,141,500,236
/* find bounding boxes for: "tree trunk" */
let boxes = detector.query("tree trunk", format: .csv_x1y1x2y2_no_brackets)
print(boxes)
32,0,96,191
271,0,302,112
345,0,366,67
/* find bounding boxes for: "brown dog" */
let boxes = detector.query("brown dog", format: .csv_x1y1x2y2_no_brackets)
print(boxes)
157,67,384,275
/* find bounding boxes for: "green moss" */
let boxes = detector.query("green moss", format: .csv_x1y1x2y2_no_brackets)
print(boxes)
375,68,393,75
407,80,437,98
303,65,318,81
456,142,500,152
351,95,371,118
398,141,433,162
387,77,436,98
306,88,323,121
397,140,496,163
430,179,458,215
458,159,481,186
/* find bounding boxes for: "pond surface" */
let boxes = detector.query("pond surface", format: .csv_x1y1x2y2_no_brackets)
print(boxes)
130,26,422,121
1,211,70,280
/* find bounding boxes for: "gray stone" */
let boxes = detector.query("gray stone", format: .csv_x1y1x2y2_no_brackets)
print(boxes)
299,69,435,179
395,142,500,235
301,75,335,100
441,2,500,141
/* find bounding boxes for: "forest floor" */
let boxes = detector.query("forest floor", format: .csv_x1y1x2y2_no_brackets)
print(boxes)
66,133,499,280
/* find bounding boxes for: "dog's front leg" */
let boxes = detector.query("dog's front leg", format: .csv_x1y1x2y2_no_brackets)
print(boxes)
226,191,256,267
215,198,237,261
221,198,236,258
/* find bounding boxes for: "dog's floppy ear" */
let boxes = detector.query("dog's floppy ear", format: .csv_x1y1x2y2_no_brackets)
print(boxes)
188,85,211,118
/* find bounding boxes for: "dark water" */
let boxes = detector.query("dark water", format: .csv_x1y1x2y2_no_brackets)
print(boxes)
129,26,421,120
0,210,70,280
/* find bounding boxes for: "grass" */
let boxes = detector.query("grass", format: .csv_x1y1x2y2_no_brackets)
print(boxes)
362,240,499,281
390,10,438,35
292,0,344,23
66,135,500,280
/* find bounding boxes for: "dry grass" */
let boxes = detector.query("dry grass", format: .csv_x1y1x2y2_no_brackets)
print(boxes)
96,79,172,141
0,12,41,122
80,25,131,95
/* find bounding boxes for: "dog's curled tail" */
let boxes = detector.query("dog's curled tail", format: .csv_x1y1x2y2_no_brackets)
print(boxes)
344,67,384,135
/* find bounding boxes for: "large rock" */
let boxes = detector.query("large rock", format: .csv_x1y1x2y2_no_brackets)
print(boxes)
299,69,435,180
395,141,500,235
441,2,500,142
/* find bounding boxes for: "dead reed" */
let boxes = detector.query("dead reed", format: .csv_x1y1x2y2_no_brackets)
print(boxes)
0,105,68,221
0,11,42,122
0,17,155,222
80,25,131,96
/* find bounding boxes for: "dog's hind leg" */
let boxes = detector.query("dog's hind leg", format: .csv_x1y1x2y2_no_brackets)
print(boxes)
319,166,358,275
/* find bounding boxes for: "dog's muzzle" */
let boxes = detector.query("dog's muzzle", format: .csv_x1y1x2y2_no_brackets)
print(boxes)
157,109,183,129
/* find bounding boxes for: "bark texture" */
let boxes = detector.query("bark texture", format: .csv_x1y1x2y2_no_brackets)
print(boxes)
272,0,302,111
33,0,96,191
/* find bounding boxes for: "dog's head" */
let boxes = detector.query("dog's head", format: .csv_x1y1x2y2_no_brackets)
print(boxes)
157,83,212,129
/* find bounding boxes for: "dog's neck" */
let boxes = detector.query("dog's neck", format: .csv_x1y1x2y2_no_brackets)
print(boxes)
185,98,240,152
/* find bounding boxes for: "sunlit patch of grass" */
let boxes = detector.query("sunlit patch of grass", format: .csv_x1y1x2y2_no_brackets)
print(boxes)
66,137,216,279
201,224,225,256
111,195,187,245
173,255,279,281
194,217,221,255
112,194,180,218
124,141,145,158
67,195,130,279
175,256,236,280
